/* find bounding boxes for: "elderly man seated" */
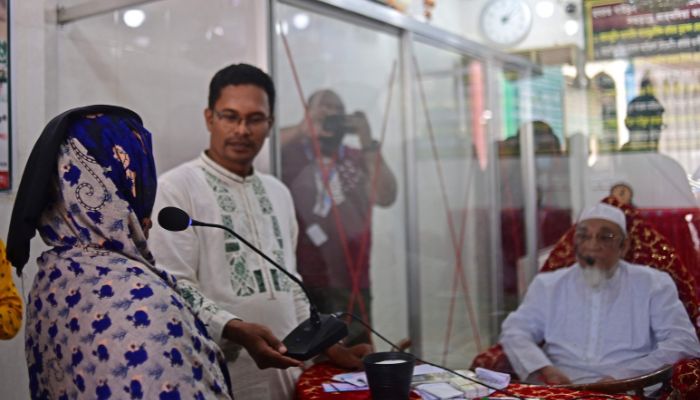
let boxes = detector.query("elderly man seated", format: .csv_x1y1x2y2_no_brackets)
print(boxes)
500,203,700,385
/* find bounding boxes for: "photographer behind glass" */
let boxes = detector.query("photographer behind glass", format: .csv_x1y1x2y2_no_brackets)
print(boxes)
281,89,397,346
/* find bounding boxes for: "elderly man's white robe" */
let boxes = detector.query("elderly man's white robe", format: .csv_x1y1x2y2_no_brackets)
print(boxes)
501,261,700,383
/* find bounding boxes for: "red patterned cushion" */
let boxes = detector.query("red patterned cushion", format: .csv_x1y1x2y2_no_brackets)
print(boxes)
671,359,700,398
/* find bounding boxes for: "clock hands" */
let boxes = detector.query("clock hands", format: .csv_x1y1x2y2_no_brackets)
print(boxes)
500,4,518,25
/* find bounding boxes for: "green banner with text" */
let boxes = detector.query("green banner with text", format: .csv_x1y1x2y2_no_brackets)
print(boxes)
585,0,700,60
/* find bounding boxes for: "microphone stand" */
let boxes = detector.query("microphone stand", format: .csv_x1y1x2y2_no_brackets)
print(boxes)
190,220,347,360
159,208,525,398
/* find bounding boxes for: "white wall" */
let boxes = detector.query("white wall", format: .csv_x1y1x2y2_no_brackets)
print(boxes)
0,1,57,398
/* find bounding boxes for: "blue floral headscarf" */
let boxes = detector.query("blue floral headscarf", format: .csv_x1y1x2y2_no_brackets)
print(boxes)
66,112,157,223
39,111,158,263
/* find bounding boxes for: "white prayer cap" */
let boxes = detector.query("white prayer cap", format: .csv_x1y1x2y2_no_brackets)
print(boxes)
578,203,626,234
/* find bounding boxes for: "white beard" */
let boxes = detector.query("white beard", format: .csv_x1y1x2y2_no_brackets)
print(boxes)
581,266,613,289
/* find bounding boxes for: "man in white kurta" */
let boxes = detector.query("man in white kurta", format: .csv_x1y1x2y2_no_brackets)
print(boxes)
150,153,308,399
149,64,367,400
501,203,700,384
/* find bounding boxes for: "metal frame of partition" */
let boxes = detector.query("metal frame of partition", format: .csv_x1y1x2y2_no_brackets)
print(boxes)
484,56,505,344
56,0,541,359
399,29,421,355
517,72,538,295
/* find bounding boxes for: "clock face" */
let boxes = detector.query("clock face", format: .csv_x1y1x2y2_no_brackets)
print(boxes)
480,0,533,47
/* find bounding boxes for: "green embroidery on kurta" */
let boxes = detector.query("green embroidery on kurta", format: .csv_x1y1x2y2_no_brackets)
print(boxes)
253,270,267,293
217,195,236,212
178,285,202,308
252,178,273,214
222,215,235,240
200,166,291,297
272,250,292,291
271,269,281,291
270,269,292,292
177,282,221,315
272,218,284,249
232,259,255,296
203,169,228,193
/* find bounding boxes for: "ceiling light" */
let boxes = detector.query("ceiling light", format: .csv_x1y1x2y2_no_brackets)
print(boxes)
535,1,555,18
293,13,310,30
123,9,145,28
564,20,579,36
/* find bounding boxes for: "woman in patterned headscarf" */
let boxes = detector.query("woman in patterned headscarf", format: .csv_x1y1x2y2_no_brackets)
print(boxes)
8,106,232,400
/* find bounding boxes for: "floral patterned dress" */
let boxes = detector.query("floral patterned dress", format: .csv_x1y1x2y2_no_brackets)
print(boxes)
24,112,232,400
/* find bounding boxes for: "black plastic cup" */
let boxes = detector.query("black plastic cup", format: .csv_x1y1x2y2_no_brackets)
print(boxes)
363,351,416,400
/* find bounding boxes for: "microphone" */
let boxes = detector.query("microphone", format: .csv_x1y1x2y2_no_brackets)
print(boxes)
577,253,595,267
157,206,348,361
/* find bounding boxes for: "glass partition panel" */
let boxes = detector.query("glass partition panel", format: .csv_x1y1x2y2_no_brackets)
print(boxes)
496,67,529,312
497,67,571,309
54,0,265,172
275,2,407,347
411,39,495,367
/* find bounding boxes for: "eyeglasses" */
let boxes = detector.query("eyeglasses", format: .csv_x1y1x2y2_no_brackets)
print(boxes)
212,109,272,131
574,232,620,248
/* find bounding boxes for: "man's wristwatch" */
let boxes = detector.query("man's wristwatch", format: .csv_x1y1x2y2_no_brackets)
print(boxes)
362,139,381,152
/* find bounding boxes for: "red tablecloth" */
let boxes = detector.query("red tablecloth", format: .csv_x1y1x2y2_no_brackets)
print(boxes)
295,363,639,400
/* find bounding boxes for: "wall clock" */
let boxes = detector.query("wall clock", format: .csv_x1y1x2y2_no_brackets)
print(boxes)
480,0,533,47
